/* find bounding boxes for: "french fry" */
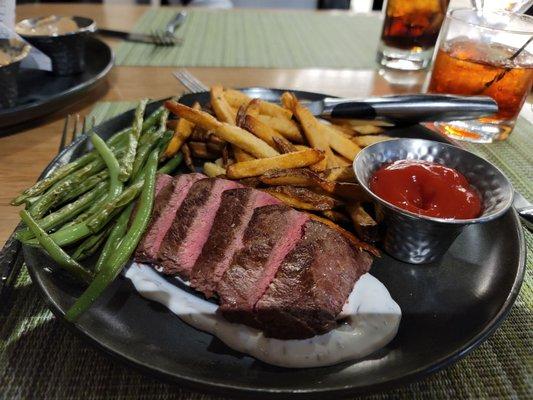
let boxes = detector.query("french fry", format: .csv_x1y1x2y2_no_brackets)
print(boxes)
203,162,226,177
164,102,201,158
256,115,304,143
272,136,298,154
242,114,286,148
323,166,356,182
307,214,380,256
320,123,362,161
181,143,195,172
327,182,369,202
189,142,219,159
237,177,262,187
331,154,352,167
224,89,292,119
259,168,319,187
165,101,279,159
321,210,351,225
281,92,335,170
211,85,236,124
353,135,394,147
226,149,324,179
264,186,341,211
233,147,255,162
346,204,380,243
353,125,386,135
330,124,357,137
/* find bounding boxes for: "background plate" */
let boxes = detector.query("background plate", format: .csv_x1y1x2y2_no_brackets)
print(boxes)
0,37,113,129
23,90,525,398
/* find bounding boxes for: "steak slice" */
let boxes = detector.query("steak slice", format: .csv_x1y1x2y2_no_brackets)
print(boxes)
155,173,173,196
190,188,280,298
217,204,309,326
158,177,241,278
135,173,205,263
254,220,373,339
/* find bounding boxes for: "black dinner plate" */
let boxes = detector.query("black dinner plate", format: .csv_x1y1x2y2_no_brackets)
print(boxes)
0,36,113,129
22,89,526,398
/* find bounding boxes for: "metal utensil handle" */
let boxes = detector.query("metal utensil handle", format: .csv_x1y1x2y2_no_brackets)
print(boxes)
166,11,187,34
517,207,533,232
323,94,498,122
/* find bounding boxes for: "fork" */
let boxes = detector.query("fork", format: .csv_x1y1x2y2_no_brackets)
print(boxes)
173,68,209,93
151,11,187,47
0,114,91,309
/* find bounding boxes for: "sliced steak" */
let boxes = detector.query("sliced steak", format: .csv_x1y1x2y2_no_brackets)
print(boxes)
254,220,373,339
154,173,173,196
217,204,309,326
158,177,241,278
190,188,280,298
135,173,205,263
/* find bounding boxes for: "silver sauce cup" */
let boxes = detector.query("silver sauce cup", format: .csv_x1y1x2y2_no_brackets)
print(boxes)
353,138,513,264
0,40,31,108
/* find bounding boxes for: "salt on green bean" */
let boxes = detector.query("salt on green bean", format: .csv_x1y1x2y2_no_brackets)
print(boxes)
72,225,112,261
16,182,108,242
119,99,149,182
66,149,158,321
20,210,92,284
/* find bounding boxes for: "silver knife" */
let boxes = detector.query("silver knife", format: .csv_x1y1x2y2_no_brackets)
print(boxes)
305,94,498,123
513,190,533,232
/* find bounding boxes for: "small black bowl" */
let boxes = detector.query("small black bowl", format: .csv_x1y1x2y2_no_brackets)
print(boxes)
0,39,31,108
16,16,96,76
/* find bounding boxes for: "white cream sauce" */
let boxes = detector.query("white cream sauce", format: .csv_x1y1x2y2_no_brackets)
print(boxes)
126,263,401,368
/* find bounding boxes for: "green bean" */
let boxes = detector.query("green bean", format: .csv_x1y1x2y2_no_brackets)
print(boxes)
66,149,158,321
94,203,133,274
157,153,183,175
28,157,107,218
119,99,149,182
20,210,92,284
25,181,143,247
11,128,130,206
60,170,109,205
16,182,108,242
131,110,169,179
91,133,122,200
72,226,112,261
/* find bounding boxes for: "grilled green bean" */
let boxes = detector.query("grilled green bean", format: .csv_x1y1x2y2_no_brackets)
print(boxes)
16,182,108,242
66,149,158,321
157,153,183,175
119,99,149,182
72,226,112,261
94,203,133,274
20,210,92,284
25,181,143,247
91,133,122,200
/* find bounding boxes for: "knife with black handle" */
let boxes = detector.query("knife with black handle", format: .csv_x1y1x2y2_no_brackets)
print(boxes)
306,94,498,123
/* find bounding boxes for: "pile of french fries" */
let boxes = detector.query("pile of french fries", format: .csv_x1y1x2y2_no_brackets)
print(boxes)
164,86,394,251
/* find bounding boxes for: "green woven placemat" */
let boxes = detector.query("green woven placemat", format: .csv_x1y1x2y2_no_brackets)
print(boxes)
115,9,381,68
0,102,531,399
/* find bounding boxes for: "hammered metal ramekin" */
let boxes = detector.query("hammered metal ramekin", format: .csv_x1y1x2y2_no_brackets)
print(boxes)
16,16,96,76
0,40,31,108
353,138,513,264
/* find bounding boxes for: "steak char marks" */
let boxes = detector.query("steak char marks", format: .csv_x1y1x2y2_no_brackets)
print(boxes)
190,188,280,298
136,174,375,340
158,178,241,279
217,205,309,327
255,220,373,339
135,173,204,263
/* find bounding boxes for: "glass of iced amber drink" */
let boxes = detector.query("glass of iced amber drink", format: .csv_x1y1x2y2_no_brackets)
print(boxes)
428,9,533,142
377,0,450,70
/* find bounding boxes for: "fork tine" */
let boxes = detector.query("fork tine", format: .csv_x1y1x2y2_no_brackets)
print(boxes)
59,115,70,152
71,114,80,144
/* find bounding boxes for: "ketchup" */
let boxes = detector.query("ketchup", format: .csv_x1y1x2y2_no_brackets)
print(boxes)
369,160,482,219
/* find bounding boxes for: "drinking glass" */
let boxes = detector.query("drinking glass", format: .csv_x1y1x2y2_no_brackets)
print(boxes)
376,0,450,70
427,9,533,142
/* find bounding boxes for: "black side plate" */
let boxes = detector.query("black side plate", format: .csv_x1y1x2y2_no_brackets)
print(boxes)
0,37,113,129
